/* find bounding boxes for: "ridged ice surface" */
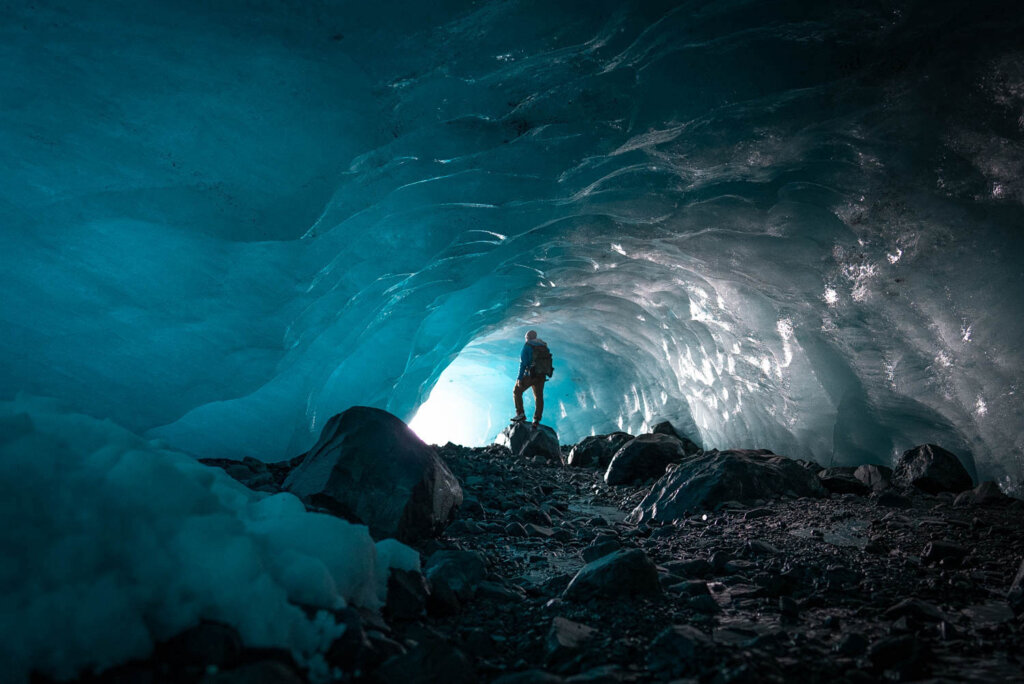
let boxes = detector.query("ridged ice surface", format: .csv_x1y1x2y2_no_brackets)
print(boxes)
2,1,1022,486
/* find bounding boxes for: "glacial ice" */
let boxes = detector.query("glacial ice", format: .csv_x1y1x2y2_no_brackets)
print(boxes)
0,396,419,683
1,0,1022,495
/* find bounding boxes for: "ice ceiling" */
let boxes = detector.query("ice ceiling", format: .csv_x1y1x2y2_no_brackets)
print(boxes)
2,0,1022,486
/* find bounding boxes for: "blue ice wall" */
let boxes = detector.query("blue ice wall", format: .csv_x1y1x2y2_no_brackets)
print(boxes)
2,0,1022,487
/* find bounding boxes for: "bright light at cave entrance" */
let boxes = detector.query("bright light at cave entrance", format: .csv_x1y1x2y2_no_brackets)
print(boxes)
409,351,515,447
409,380,492,446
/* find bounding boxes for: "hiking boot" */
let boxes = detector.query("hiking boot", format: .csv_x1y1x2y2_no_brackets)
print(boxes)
510,413,526,423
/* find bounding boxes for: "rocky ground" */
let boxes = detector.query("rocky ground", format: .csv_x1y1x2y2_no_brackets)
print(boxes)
61,422,1024,684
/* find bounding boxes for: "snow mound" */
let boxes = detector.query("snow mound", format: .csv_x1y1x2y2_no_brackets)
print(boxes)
0,396,418,683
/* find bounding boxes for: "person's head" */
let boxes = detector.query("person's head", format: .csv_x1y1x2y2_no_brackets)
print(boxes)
525,330,537,341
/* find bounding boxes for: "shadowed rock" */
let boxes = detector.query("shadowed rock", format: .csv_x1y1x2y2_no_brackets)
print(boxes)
546,617,597,666
893,444,972,494
283,406,462,544
497,422,562,463
563,548,661,601
954,481,1014,506
818,466,870,495
650,420,702,455
567,432,632,468
604,433,688,486
854,464,893,491
425,550,488,603
646,625,713,678
628,449,827,523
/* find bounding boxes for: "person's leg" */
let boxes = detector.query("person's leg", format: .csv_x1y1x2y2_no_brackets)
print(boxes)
531,379,545,423
513,379,526,418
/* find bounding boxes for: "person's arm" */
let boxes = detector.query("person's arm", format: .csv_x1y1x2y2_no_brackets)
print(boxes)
519,344,533,378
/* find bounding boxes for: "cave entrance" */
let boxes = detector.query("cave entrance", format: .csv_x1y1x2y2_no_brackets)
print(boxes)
408,348,516,447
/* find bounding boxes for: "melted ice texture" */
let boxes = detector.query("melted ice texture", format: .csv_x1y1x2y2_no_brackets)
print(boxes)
1,1,1022,488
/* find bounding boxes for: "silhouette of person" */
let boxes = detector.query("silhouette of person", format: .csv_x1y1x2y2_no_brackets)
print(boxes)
511,329,550,426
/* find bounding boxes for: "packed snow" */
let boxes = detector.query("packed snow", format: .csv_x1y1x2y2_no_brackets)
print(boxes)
0,397,418,683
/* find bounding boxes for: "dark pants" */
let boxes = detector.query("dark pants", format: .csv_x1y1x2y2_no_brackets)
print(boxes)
514,375,545,421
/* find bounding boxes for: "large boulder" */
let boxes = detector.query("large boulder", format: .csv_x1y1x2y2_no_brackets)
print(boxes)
854,464,893,491
893,444,973,494
567,432,633,469
283,406,462,544
563,548,661,601
496,422,562,463
650,420,702,455
627,449,827,523
818,466,870,495
604,434,687,486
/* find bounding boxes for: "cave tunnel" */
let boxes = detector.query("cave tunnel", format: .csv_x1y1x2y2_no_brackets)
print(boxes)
2,0,1024,681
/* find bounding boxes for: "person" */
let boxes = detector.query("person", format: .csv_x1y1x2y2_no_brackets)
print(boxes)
511,330,551,426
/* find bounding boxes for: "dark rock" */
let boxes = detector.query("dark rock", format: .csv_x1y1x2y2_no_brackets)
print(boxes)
954,481,1013,507
526,523,556,538
372,639,475,684
497,422,562,463
687,594,720,614
874,491,912,508
836,633,868,656
505,522,528,537
866,634,927,676
921,540,968,565
893,444,973,494
476,580,527,603
649,421,702,455
200,661,304,684
460,498,486,518
662,558,712,579
563,549,662,601
645,625,713,678
459,629,498,659
385,569,429,621
159,621,242,669
326,608,372,672
604,434,688,486
546,617,598,666
628,449,827,522
668,580,710,597
565,665,630,683
745,539,782,555
492,671,563,684
853,464,893,491
743,508,774,520
516,506,554,526
424,550,487,603
818,467,871,496
1008,558,1024,616
365,632,407,668
884,598,950,623
581,537,622,563
567,432,633,469
709,551,733,571
283,407,462,544
779,595,799,621
444,519,483,537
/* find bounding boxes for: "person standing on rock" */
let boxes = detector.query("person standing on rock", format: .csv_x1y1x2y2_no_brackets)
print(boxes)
511,329,553,426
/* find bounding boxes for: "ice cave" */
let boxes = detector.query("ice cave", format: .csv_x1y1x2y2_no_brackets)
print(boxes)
2,1,1023,682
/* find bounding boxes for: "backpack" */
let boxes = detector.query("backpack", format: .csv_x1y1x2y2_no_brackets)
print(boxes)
530,344,554,379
